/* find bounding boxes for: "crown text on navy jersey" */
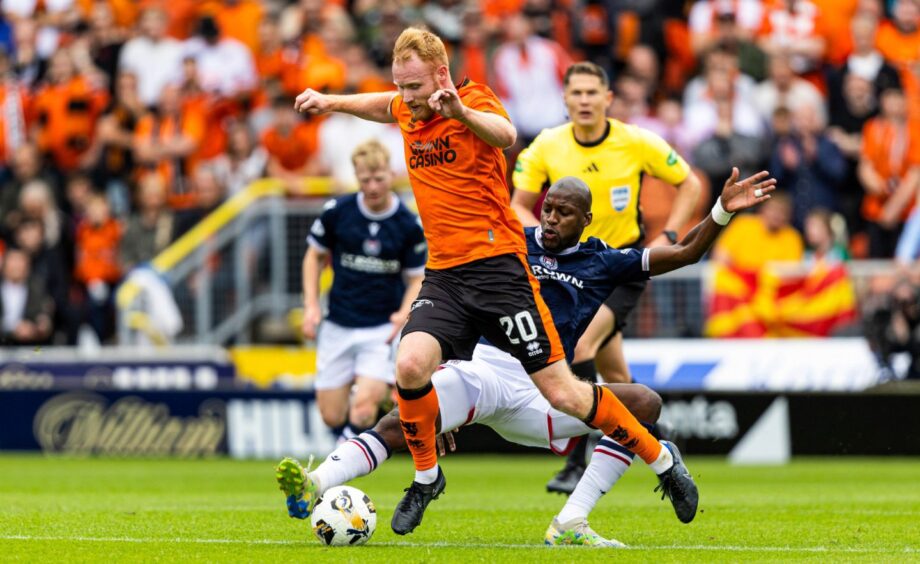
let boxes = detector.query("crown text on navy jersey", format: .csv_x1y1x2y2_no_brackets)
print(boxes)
521,226,650,362
308,194,426,328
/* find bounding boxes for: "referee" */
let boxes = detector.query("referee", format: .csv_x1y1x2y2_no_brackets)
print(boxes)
511,61,702,494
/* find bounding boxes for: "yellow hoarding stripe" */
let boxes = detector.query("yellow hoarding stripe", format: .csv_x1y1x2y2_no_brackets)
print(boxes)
229,346,317,388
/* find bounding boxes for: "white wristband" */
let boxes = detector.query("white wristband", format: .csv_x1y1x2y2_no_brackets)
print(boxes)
710,197,734,226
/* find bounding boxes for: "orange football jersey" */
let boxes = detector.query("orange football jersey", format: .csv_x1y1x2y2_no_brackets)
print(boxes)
390,79,525,270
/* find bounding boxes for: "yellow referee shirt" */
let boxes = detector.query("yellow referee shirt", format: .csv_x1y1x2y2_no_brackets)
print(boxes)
513,119,691,248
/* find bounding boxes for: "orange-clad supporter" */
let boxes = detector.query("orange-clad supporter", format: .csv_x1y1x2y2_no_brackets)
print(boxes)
858,88,920,257
175,57,231,163
73,193,122,342
289,28,698,535
812,0,859,65
280,34,347,96
451,6,494,87
208,0,263,54
182,94,232,164
877,0,920,78
662,18,696,92
757,0,826,77
907,58,920,126
261,97,321,189
480,0,525,27
570,1,618,75
133,84,206,210
75,0,139,29
255,15,284,83
31,50,108,172
78,71,146,216
74,194,122,286
341,43,394,95
155,0,200,40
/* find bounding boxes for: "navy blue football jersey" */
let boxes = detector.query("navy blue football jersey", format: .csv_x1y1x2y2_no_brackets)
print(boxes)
308,194,427,327
523,226,650,361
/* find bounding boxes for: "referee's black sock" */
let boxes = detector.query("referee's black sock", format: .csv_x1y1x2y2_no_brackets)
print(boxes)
570,359,598,383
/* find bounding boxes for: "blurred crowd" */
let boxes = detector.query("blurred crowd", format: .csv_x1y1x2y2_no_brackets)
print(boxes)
0,0,918,347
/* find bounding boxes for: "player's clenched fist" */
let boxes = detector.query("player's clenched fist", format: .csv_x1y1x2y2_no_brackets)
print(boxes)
428,89,465,120
295,88,332,115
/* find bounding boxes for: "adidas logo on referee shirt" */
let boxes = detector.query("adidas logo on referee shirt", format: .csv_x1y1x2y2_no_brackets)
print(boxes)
583,162,599,173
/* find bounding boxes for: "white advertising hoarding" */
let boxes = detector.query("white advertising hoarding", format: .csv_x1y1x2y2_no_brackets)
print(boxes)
624,338,882,391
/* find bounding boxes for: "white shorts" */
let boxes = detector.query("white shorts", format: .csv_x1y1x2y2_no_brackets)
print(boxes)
314,320,395,391
433,345,591,454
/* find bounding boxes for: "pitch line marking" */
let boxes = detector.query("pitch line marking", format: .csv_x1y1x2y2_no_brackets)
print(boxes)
0,535,917,553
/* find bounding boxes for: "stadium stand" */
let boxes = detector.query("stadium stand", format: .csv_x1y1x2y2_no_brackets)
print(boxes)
0,0,915,364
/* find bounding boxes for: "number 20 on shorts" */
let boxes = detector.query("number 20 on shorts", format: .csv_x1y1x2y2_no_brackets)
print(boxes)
500,311,538,344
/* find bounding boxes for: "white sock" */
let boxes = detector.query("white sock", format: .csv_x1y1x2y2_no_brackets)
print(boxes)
414,464,440,485
309,430,391,496
648,441,674,475
556,438,634,524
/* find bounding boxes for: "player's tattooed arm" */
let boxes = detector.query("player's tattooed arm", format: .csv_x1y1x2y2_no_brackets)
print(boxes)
648,168,776,276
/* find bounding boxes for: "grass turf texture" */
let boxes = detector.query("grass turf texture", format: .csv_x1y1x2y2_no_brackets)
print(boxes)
1,454,918,562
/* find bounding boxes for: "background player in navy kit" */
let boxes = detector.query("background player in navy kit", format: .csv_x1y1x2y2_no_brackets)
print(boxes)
302,139,426,442
277,168,776,544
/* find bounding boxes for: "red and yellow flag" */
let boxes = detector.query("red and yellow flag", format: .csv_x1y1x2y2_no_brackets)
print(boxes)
705,259,858,338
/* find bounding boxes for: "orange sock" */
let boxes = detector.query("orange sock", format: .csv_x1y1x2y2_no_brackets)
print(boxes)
587,385,663,465
396,382,440,471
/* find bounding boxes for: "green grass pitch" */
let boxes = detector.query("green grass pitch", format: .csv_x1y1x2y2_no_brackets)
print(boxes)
1,454,919,562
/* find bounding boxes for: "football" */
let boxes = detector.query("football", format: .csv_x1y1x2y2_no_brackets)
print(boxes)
310,486,377,546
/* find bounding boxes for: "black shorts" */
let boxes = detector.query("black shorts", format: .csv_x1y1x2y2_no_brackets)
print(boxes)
601,279,648,341
402,253,565,373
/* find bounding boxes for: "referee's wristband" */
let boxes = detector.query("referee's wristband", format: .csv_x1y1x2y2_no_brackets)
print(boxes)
710,197,734,226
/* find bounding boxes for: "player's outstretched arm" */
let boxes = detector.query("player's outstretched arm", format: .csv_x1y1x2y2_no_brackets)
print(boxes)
428,89,516,148
294,88,397,124
648,168,776,276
